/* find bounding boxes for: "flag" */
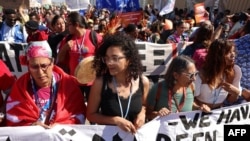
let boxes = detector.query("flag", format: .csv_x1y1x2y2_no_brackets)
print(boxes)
159,0,176,16
96,0,140,13
126,0,140,12
96,0,116,12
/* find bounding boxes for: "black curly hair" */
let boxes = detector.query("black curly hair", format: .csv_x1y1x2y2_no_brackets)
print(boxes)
93,32,143,82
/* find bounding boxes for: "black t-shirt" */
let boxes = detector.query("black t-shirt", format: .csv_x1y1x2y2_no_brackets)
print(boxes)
100,78,143,123
48,30,69,58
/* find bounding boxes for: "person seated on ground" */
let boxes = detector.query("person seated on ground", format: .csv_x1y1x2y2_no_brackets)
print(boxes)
146,55,197,121
193,39,241,112
87,32,150,134
0,59,16,126
6,41,86,128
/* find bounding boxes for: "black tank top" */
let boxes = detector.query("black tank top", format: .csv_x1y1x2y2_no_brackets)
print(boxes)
100,77,143,123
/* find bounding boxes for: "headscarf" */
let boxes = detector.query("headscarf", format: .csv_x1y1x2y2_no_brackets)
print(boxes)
20,41,52,65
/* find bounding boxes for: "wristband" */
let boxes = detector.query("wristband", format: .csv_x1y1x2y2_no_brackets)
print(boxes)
0,112,4,118
238,89,243,96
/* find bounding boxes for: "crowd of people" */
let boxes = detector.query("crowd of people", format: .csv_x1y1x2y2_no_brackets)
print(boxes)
0,3,250,134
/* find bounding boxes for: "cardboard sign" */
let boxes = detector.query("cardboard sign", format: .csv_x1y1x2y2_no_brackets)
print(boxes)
194,3,209,23
120,11,143,26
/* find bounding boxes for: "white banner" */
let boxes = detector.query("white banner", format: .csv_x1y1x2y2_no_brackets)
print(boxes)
29,0,41,7
0,42,28,79
41,0,52,5
0,41,190,78
0,102,249,140
137,41,191,76
65,0,90,11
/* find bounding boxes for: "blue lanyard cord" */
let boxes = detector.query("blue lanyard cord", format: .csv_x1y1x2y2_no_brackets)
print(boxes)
212,76,225,105
212,87,222,105
30,74,57,119
112,77,132,119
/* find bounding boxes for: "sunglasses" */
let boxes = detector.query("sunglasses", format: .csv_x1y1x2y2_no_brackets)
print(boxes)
182,71,198,79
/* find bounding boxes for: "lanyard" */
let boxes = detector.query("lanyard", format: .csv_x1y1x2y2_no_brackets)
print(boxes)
212,76,224,105
76,34,86,62
113,77,132,119
168,88,186,113
212,87,222,105
30,74,57,122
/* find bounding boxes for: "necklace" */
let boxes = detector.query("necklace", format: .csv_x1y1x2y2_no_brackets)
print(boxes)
112,77,132,119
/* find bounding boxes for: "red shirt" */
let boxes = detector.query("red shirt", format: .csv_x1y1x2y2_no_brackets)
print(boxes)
26,30,48,43
0,60,16,107
58,29,102,86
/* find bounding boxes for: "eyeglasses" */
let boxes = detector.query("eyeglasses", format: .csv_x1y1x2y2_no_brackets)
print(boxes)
29,62,52,71
182,71,198,79
102,56,126,64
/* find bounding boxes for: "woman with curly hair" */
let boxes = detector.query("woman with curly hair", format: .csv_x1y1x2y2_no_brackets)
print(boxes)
193,39,242,112
86,32,150,133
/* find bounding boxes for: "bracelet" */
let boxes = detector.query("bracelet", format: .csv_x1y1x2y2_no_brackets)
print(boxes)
238,90,242,96
0,112,4,118
239,88,245,96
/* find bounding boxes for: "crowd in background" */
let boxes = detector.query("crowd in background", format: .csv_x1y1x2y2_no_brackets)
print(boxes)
0,4,250,45
0,3,250,134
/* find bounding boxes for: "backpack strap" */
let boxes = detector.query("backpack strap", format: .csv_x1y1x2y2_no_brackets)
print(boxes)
65,34,73,42
154,82,162,109
156,83,162,101
0,22,3,30
139,76,144,95
0,22,3,40
64,30,97,47
190,82,195,94
89,30,98,48
101,76,107,96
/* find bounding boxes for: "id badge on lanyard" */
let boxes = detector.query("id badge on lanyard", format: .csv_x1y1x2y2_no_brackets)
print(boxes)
76,34,86,63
